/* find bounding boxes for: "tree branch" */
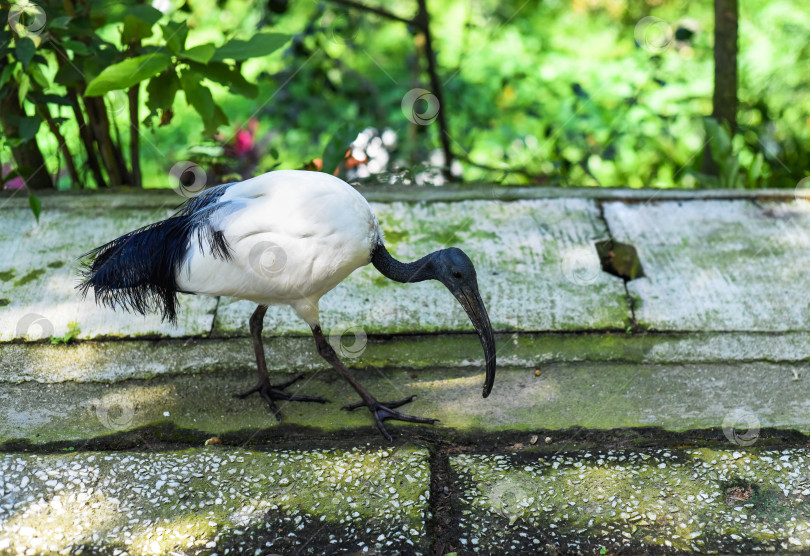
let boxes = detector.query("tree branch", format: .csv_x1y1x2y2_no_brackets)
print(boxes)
325,0,415,26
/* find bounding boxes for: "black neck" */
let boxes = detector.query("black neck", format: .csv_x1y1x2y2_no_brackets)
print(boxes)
371,243,435,283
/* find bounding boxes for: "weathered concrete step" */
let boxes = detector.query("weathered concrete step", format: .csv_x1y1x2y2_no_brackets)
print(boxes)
604,199,810,332
4,331,810,384
2,362,808,446
0,196,629,342
450,448,810,554
0,447,430,554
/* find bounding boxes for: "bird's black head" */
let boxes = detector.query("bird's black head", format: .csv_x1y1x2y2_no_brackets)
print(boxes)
432,248,497,398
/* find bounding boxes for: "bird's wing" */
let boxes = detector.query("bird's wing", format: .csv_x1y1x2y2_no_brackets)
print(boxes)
176,171,380,303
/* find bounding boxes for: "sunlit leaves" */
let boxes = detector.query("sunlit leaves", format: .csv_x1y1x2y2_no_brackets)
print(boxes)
211,32,289,61
85,54,171,96
179,70,228,134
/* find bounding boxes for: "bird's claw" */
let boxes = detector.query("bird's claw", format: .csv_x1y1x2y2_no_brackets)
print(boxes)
342,395,439,441
235,373,329,421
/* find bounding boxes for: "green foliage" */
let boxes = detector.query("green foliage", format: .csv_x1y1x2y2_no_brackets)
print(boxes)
1,0,807,190
0,0,291,190
28,194,41,223
85,54,172,96
51,321,81,345
211,32,289,61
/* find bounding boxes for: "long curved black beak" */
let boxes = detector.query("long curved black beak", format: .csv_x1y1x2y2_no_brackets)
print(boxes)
455,286,497,397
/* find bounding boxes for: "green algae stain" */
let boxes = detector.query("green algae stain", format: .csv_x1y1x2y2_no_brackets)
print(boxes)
0,269,16,281
14,268,47,286
382,228,409,247
0,298,9,307
47,261,65,269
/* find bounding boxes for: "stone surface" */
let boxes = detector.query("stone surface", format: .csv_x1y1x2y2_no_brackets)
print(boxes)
1,194,631,343
451,448,810,554
0,447,430,554
604,199,810,331
0,204,217,342
5,331,810,384
2,362,808,446
212,199,630,335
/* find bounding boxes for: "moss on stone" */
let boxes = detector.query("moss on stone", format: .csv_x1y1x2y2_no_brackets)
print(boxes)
13,268,47,287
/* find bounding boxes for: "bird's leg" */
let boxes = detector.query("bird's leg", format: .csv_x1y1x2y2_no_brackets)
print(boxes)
311,325,438,440
235,305,329,421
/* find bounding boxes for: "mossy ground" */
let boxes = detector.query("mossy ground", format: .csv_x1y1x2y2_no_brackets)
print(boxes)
0,447,431,555
451,448,810,554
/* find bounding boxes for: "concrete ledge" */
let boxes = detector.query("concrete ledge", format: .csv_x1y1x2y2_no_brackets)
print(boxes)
2,362,808,446
3,331,810,384
2,184,808,208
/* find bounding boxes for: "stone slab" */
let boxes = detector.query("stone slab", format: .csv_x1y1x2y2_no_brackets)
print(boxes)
1,195,630,342
451,448,810,553
604,199,810,331
0,204,217,342
0,447,430,554
2,362,808,446
213,199,630,336
4,331,810,384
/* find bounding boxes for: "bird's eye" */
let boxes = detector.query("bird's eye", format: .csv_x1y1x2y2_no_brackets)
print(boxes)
452,271,463,279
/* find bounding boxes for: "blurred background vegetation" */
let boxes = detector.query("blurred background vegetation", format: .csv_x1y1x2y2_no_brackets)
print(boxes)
0,0,808,198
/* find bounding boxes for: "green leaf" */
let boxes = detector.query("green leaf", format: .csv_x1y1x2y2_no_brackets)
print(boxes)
162,20,189,55
0,63,13,89
62,39,91,55
15,37,35,70
180,70,228,134
102,4,162,25
322,122,359,174
180,44,215,64
85,54,171,96
29,63,49,88
211,32,289,62
146,67,180,113
28,194,41,223
18,116,41,142
17,73,30,106
55,63,83,86
122,13,156,43
185,60,257,97
49,15,72,29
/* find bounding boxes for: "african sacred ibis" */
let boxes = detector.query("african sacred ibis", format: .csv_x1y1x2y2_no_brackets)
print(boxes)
79,170,496,439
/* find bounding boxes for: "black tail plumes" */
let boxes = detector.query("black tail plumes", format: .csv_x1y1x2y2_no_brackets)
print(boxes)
78,185,233,323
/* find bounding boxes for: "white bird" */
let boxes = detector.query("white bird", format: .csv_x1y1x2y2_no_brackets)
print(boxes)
79,170,496,439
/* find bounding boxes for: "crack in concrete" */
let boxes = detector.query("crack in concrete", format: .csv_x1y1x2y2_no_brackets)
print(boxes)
596,201,639,329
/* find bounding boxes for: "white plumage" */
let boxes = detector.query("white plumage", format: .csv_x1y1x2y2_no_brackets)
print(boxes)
176,170,381,326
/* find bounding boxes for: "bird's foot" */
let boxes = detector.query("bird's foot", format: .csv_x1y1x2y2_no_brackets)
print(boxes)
235,373,329,421
342,395,439,441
